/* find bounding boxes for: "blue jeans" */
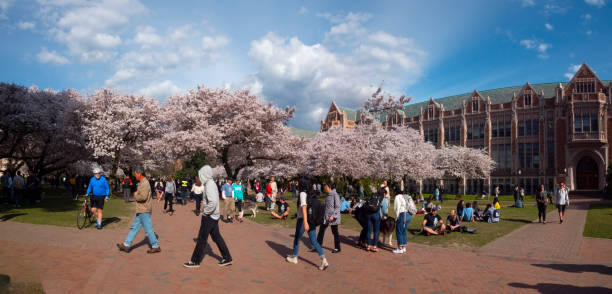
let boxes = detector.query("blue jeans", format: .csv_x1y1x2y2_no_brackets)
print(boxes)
292,218,324,258
366,211,381,246
123,213,159,248
396,212,412,247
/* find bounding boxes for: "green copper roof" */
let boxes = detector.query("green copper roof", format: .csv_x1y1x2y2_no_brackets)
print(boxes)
289,127,318,138
337,105,361,121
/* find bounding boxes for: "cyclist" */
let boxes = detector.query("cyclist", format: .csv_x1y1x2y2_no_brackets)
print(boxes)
86,167,110,230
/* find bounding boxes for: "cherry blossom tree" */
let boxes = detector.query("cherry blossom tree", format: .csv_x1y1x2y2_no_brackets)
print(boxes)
155,86,299,180
435,144,495,195
82,88,162,186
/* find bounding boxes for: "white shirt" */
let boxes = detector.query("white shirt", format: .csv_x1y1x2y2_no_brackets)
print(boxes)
394,194,407,216
191,184,205,194
556,187,569,205
297,192,307,219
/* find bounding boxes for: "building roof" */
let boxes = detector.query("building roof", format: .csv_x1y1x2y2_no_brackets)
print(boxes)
289,127,318,138
337,105,361,121
335,80,611,120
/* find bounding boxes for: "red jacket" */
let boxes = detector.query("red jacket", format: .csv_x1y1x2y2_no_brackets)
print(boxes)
265,184,272,196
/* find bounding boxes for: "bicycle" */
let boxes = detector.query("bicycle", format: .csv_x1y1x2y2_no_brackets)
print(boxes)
76,194,96,229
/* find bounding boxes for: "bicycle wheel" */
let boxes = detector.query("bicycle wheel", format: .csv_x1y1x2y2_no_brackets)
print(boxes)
76,205,87,229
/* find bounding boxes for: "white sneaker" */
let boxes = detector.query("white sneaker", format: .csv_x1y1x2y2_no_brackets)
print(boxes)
392,248,404,254
319,258,329,270
402,248,406,253
286,255,298,264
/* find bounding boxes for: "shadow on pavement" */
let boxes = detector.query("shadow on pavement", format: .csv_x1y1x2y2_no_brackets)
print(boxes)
102,217,121,226
532,263,612,276
0,274,9,293
502,218,532,223
130,234,160,251
0,213,27,221
508,282,612,294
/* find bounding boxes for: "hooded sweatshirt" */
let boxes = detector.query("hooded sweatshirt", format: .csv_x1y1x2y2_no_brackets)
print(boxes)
199,166,220,220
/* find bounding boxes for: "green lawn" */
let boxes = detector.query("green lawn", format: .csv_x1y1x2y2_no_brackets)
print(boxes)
0,187,133,229
0,274,44,294
247,192,551,249
583,203,612,239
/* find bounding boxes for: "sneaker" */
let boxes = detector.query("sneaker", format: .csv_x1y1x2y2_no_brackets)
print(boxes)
392,248,404,254
331,248,341,254
218,259,232,266
402,248,407,253
183,261,200,268
116,243,132,253
147,247,161,254
319,258,329,271
286,255,298,264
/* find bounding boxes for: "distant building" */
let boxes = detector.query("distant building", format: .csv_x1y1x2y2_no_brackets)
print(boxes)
321,63,610,195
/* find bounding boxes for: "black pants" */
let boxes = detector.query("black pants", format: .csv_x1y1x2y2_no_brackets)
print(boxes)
317,223,340,250
191,215,232,264
537,203,547,221
194,193,202,212
236,200,242,212
356,212,368,244
164,193,173,211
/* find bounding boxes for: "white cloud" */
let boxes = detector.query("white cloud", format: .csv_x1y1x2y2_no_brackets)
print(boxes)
298,6,308,14
37,47,70,65
105,24,228,89
0,0,14,19
520,38,551,59
38,0,147,63
138,80,182,99
18,21,36,30
246,13,426,129
585,0,606,7
545,23,553,31
522,0,535,7
564,64,581,80
134,26,162,45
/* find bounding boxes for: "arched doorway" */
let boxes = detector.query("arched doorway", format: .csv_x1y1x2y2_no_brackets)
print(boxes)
576,156,599,190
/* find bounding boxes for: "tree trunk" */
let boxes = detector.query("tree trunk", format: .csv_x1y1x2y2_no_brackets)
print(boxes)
110,148,121,193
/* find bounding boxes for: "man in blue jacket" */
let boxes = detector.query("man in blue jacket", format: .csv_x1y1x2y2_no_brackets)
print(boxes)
86,167,110,230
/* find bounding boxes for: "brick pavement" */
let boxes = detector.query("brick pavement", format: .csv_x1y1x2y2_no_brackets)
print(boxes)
478,198,612,264
1,199,612,294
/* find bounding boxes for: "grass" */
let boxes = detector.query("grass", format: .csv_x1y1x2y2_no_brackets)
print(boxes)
0,187,133,229
0,274,45,294
583,203,612,239
247,192,552,249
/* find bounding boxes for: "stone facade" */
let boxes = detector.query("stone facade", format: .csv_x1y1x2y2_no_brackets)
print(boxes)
320,63,611,195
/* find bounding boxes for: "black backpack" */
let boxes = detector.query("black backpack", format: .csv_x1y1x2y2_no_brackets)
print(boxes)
365,193,382,214
306,195,325,228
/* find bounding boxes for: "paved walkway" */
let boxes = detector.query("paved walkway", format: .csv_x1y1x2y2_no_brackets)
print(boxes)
1,199,612,294
478,198,612,264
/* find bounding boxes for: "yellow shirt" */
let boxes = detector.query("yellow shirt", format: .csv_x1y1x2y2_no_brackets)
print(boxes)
494,202,501,210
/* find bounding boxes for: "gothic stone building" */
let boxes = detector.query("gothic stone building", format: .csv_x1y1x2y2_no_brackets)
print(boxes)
320,63,610,195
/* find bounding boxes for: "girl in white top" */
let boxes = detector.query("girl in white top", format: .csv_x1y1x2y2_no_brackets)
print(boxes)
393,192,409,254
555,182,570,224
191,177,205,216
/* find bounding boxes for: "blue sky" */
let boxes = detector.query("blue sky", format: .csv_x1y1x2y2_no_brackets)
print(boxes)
0,0,610,129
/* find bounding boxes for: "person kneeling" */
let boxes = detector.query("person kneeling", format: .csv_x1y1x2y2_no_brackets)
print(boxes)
446,209,461,232
422,207,446,236
271,197,290,219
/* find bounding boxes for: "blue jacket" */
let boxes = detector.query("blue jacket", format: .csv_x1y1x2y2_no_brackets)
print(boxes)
86,176,109,197
462,207,474,221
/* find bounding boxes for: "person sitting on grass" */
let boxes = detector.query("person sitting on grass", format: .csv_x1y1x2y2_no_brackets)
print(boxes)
483,204,495,222
422,207,446,236
472,201,482,221
271,197,290,220
462,202,475,223
340,196,351,214
446,209,461,232
457,200,465,221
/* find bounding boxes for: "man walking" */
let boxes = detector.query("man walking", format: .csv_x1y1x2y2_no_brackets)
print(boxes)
86,168,109,230
316,183,341,253
221,179,235,222
117,167,161,253
184,165,232,268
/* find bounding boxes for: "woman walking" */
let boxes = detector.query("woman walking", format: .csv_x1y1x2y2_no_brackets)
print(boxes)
555,182,569,224
164,176,176,215
316,183,341,253
286,177,329,270
536,184,547,224
191,176,204,216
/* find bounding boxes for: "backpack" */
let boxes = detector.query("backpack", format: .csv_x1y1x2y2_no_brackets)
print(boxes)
306,195,325,228
515,199,523,208
404,195,417,215
492,209,500,223
365,193,382,214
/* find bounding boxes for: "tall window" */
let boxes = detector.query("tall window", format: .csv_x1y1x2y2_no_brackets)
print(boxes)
576,81,595,93
518,143,540,169
524,93,531,106
547,141,555,169
428,107,434,119
472,100,479,112
519,119,539,137
575,113,599,133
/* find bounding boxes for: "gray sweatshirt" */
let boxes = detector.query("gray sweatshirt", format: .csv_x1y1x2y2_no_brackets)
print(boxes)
198,165,220,220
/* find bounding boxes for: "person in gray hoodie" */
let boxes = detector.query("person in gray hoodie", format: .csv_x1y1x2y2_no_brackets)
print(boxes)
184,165,233,267
316,183,341,253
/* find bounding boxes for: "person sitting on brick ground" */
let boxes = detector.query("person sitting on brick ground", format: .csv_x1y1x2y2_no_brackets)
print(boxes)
422,206,446,236
271,197,290,219
446,209,461,232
